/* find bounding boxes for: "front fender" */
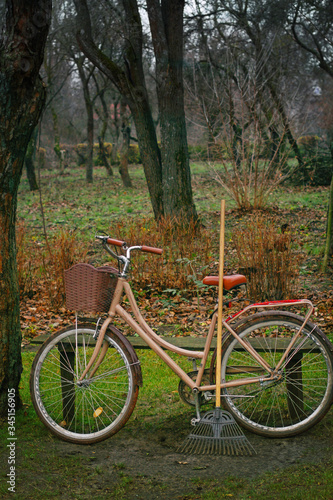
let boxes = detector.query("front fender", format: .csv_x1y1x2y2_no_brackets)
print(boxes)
82,318,143,388
108,324,143,388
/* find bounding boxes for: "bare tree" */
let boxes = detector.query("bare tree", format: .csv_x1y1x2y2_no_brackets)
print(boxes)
75,55,96,183
146,0,198,220
291,0,333,269
73,0,163,219
0,0,51,415
73,0,198,222
205,0,304,169
43,2,74,173
186,49,293,209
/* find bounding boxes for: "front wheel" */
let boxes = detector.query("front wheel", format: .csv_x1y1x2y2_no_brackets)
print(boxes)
220,311,333,437
30,323,139,444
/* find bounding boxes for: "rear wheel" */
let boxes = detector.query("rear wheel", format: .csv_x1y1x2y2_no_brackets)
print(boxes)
30,324,139,444
220,312,333,437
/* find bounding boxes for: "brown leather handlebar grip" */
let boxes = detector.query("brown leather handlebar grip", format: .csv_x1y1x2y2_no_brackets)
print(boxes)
106,238,126,247
141,245,163,255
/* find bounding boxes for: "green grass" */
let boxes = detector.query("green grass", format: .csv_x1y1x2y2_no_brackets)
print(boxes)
270,186,329,210
17,162,330,248
1,349,332,499
17,165,153,237
191,462,333,499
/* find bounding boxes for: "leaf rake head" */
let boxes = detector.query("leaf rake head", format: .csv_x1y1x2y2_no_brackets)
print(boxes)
177,408,255,456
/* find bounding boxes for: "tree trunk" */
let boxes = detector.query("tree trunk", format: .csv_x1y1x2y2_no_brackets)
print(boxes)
322,173,333,271
77,57,94,183
118,100,132,187
97,90,113,176
119,134,132,188
110,99,121,165
147,0,198,222
51,106,63,172
86,99,94,183
25,128,39,191
0,0,51,416
129,99,163,217
74,0,164,219
98,136,113,176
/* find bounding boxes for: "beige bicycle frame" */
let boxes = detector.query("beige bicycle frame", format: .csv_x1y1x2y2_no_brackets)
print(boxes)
79,277,314,393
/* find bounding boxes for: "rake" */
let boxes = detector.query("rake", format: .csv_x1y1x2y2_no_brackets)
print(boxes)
177,200,255,456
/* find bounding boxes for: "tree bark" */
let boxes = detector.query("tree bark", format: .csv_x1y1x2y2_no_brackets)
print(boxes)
97,88,113,176
0,0,51,416
119,99,133,187
25,128,39,191
147,0,198,222
322,174,333,271
51,106,63,173
77,57,94,183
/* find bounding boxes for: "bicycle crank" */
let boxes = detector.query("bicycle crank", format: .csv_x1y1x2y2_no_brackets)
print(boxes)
178,370,211,407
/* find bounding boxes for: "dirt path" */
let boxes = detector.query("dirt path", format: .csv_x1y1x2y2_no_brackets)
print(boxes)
18,411,331,500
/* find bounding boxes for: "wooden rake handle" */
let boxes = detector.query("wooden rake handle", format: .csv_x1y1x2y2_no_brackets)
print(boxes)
216,200,225,408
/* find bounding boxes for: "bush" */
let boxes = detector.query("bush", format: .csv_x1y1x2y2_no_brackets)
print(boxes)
17,225,90,310
232,217,300,301
109,216,214,294
40,230,89,309
75,142,141,166
16,222,37,299
18,219,216,310
128,144,141,164
74,143,87,166
308,154,333,185
188,144,208,161
94,142,113,166
294,136,333,186
297,135,321,153
188,144,229,162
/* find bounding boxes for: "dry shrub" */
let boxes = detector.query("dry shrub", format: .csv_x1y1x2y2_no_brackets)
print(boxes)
232,217,299,301
16,222,38,299
40,230,89,309
17,218,215,310
110,216,215,293
17,225,89,310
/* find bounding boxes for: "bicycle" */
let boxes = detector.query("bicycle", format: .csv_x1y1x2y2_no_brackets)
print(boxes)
30,236,333,444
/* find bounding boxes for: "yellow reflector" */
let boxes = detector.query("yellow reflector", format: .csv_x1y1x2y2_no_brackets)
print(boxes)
60,421,66,427
93,407,103,418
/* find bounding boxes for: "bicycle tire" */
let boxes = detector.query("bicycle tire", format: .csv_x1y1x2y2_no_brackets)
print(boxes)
30,323,140,444
219,311,333,437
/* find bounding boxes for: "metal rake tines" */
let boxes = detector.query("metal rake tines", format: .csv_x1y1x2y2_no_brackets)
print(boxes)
177,409,256,456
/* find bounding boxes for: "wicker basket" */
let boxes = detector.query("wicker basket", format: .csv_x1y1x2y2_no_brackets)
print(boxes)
64,263,119,313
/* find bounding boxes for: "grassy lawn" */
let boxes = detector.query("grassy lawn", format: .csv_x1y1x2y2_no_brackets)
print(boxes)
17,162,330,233
0,349,332,499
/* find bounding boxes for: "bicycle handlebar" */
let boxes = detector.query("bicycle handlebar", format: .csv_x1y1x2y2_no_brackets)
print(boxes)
106,237,126,248
97,236,163,255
